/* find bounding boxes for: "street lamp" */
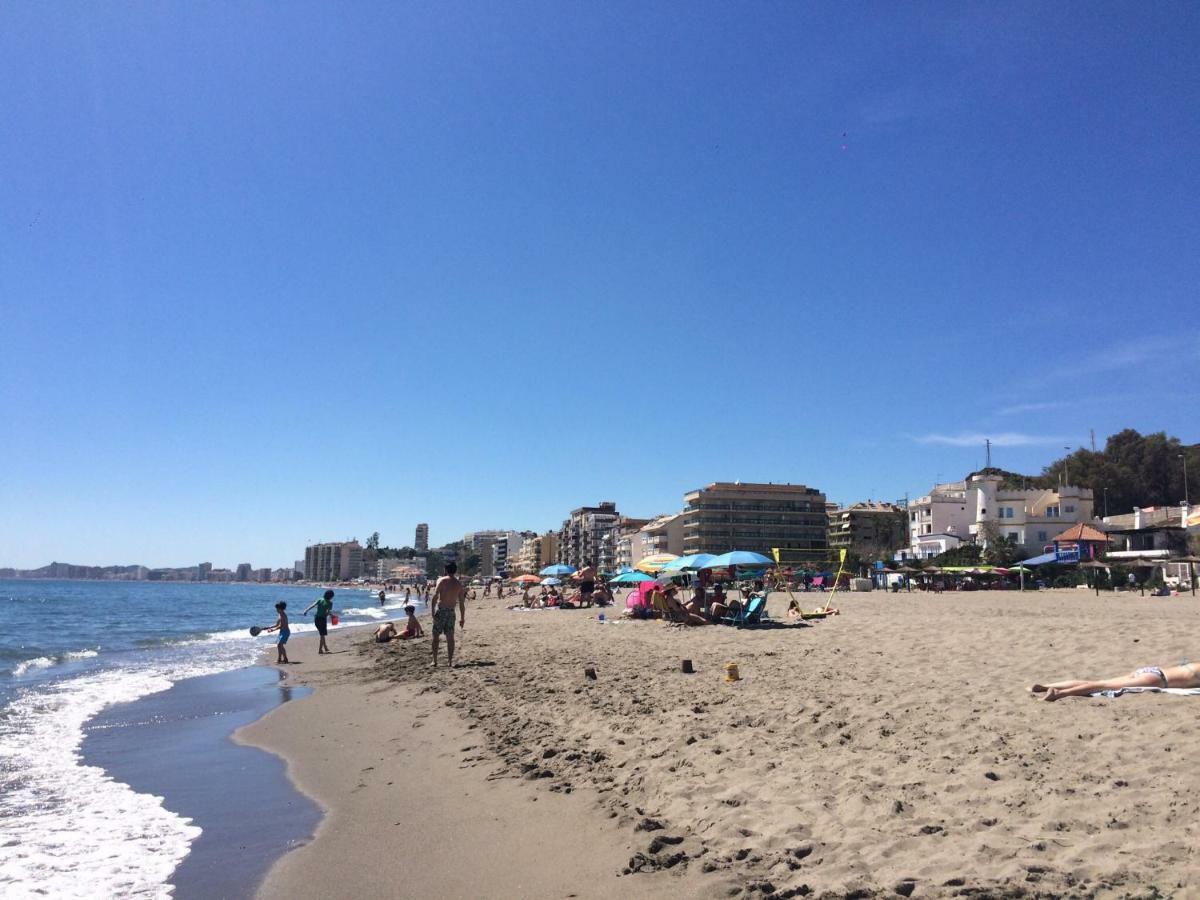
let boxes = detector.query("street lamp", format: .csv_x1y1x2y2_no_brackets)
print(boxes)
1181,453,1190,507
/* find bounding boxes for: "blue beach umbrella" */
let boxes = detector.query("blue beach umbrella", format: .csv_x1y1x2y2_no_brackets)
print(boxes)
701,551,774,570
663,553,716,572
539,564,577,577
541,578,562,586
609,571,653,584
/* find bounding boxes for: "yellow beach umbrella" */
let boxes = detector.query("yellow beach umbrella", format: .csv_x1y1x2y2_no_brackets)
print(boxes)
635,553,679,574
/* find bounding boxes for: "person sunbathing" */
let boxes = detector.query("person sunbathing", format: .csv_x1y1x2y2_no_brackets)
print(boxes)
1031,662,1200,701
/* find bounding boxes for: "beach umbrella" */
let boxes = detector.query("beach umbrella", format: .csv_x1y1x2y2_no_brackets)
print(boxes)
615,566,634,575
541,577,562,586
701,551,774,569
609,571,652,584
663,553,716,572
635,553,679,573
539,564,577,577
512,574,541,584
1171,555,1200,597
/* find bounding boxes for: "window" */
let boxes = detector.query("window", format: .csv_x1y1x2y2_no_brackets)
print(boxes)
1008,531,1019,542
1037,531,1048,542
924,524,932,534
1046,506,1059,518
1065,504,1075,514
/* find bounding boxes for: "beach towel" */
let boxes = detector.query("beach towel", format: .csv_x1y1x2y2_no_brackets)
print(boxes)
1093,687,1200,699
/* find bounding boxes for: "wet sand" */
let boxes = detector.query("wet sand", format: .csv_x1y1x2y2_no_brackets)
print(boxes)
244,589,1200,898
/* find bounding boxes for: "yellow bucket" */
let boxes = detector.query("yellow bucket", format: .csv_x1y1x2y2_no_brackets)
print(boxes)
724,661,740,683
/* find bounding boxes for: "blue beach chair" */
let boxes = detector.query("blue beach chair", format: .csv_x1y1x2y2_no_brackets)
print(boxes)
722,594,766,627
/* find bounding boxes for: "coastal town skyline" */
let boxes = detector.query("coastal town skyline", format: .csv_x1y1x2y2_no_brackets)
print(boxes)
4,4,1199,569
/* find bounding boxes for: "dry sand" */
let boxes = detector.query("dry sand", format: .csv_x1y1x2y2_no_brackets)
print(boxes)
243,589,1200,899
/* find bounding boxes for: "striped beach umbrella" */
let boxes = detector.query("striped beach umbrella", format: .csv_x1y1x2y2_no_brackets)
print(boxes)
634,553,679,574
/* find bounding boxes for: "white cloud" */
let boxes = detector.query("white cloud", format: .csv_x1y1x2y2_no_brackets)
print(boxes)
996,401,1068,417
914,432,1067,448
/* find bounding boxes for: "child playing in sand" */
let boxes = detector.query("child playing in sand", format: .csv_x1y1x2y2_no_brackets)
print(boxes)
400,605,423,639
262,601,290,664
1030,662,1200,701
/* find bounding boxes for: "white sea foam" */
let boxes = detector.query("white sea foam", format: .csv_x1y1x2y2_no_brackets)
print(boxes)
0,650,253,898
338,606,388,619
10,657,54,677
10,649,99,677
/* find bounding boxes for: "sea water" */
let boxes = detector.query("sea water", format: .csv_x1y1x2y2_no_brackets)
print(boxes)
0,579,412,898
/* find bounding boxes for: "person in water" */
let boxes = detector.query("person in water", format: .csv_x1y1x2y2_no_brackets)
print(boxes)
262,601,290,664
1031,662,1200,701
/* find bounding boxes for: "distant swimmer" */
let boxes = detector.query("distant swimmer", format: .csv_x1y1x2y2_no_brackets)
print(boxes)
379,589,386,606
430,562,466,668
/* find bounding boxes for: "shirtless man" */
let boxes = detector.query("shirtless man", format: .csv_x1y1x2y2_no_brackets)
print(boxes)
430,562,467,667
575,562,597,608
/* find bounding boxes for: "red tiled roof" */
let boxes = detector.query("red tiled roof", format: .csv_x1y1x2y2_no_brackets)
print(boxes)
1051,523,1109,544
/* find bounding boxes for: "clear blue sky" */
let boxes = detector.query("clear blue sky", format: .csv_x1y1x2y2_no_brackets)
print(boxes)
3,3,1198,568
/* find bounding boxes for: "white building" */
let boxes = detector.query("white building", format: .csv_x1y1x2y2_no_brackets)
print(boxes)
904,474,1095,559
492,531,528,576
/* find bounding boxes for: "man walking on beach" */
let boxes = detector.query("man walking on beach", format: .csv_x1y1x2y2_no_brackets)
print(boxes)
431,562,466,668
575,561,596,608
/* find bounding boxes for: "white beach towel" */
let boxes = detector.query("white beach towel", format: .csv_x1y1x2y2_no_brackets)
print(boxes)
1094,687,1200,698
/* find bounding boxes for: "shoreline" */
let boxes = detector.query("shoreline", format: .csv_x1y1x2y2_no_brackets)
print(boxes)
238,627,699,900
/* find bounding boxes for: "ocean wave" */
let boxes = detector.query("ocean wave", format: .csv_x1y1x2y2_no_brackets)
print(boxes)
0,666,209,897
10,649,99,678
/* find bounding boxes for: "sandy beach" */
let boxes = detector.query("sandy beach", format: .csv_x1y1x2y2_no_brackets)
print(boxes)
241,589,1200,898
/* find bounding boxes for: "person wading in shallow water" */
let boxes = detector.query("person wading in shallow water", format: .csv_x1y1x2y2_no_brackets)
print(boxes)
430,562,466,668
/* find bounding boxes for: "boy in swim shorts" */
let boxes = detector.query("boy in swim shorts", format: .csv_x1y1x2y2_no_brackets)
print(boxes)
263,601,290,664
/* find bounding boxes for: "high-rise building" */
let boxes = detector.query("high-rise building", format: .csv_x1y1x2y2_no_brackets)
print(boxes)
294,559,305,578
303,541,364,582
415,523,429,553
256,567,272,582
558,503,622,570
681,482,828,560
235,563,253,582
197,562,213,582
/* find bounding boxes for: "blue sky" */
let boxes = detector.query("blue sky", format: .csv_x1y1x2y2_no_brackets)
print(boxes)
2,3,1198,568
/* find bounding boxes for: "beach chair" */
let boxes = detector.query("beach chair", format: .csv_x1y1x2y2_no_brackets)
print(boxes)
722,594,766,627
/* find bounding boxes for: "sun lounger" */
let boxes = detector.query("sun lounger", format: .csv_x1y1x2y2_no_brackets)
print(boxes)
722,595,766,627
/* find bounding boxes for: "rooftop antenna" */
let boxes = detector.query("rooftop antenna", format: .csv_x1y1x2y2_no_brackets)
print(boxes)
1090,429,1096,452
985,438,992,470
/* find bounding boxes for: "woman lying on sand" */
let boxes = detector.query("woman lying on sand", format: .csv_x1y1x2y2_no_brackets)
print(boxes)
1030,662,1200,701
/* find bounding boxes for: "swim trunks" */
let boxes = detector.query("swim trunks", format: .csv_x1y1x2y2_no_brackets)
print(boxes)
277,628,290,645
314,615,328,636
433,607,457,638
580,580,595,596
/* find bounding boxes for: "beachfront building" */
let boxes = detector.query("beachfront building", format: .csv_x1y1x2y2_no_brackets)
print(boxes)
607,516,654,571
491,531,533,576
512,531,558,574
558,502,621,570
304,540,364,582
680,482,828,561
414,523,429,553
828,502,908,561
235,563,253,582
904,474,1095,559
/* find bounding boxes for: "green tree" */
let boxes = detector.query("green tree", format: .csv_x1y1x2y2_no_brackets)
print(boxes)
367,532,380,551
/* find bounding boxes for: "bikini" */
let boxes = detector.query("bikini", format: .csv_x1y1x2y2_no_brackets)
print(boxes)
1134,666,1168,687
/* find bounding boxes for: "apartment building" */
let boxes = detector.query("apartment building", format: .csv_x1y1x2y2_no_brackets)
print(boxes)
414,523,429,553
512,532,559,574
828,502,908,559
680,482,828,559
304,540,365,582
558,502,622,570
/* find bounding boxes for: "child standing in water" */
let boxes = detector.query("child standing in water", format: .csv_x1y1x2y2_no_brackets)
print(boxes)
263,601,291,664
